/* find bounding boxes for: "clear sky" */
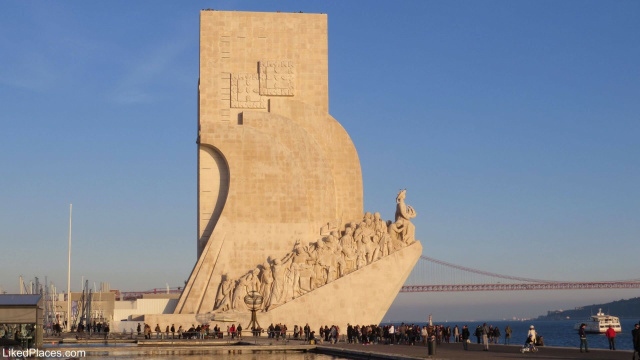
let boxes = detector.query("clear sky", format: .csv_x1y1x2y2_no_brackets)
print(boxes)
1,0,638,321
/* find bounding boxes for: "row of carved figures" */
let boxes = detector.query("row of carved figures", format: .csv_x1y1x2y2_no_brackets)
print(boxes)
212,190,417,313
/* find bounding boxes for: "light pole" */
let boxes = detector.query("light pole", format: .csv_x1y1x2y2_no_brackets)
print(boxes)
66,204,72,331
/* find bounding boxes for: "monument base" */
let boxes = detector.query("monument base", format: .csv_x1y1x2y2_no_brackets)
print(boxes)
146,241,422,332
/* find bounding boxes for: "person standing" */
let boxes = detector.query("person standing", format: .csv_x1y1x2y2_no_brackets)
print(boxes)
475,325,481,344
453,325,459,343
461,325,470,351
504,325,512,345
632,323,640,359
605,325,616,350
482,323,489,351
304,323,310,341
578,323,589,353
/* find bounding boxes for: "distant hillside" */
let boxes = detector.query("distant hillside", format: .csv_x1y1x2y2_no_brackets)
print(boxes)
536,297,640,320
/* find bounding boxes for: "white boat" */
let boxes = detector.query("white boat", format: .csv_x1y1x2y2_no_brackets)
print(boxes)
573,308,621,333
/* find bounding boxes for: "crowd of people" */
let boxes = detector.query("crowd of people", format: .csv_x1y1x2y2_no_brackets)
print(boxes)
39,318,640,356
128,321,521,347
139,323,236,339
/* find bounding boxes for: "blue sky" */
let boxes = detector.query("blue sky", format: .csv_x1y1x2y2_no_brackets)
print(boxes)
1,1,638,321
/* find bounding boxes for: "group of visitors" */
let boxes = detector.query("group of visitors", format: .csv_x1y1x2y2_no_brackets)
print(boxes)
266,323,288,340
70,321,110,339
472,323,513,349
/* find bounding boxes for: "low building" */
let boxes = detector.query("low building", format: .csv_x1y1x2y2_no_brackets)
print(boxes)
0,294,43,348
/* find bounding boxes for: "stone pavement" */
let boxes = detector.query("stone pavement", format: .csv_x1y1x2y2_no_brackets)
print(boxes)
42,334,635,360
319,341,634,360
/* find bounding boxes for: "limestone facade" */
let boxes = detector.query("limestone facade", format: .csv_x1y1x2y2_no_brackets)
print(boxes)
164,10,422,332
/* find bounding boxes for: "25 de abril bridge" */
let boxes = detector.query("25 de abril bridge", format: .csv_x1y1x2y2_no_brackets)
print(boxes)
400,256,640,292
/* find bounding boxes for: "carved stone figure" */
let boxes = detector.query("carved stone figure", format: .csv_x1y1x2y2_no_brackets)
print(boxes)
362,236,378,264
232,275,250,311
379,232,392,257
340,227,357,273
356,249,366,270
249,268,261,292
291,246,313,297
259,262,273,310
389,190,417,246
213,277,234,312
325,234,346,279
265,253,293,310
395,189,416,222
374,212,387,236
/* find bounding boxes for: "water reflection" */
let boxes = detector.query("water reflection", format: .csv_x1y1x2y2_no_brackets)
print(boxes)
82,353,345,360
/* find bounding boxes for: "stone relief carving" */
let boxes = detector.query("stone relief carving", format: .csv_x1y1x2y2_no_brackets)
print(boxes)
212,191,417,313
259,60,295,96
229,61,295,109
230,73,266,109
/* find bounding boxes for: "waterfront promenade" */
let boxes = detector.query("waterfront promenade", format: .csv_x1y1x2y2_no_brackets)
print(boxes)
41,334,634,360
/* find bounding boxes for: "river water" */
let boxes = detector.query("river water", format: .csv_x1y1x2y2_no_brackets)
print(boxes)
81,354,345,360
412,319,639,350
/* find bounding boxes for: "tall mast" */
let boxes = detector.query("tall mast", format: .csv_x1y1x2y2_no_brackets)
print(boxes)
67,204,72,331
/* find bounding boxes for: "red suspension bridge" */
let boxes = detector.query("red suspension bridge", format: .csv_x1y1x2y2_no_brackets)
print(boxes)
118,255,640,299
400,255,640,292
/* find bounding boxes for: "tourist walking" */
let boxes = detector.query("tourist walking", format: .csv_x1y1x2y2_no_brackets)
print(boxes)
578,323,589,353
493,326,500,344
605,325,616,350
504,325,512,345
155,324,161,339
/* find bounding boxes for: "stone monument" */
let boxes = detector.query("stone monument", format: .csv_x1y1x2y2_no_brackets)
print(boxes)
146,10,422,331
